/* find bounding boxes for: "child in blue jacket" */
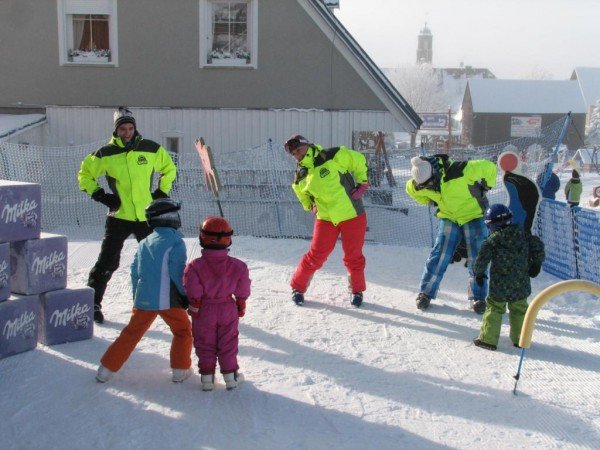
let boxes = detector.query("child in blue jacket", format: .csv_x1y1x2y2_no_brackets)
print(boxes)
96,199,192,383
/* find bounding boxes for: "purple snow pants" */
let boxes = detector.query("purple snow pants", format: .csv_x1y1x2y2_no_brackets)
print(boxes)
192,299,239,375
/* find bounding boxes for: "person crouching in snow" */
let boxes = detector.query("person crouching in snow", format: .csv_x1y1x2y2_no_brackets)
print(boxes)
183,216,251,391
96,198,193,382
472,204,545,351
284,134,369,308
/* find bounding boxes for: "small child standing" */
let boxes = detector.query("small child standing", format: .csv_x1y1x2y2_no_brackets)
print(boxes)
183,216,251,390
472,204,545,351
564,169,583,207
96,199,193,382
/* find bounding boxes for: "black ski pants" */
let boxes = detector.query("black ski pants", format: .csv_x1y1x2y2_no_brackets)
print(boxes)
88,216,152,308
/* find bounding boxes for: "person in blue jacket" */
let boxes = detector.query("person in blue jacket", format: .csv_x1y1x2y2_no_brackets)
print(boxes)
95,198,192,383
536,163,560,200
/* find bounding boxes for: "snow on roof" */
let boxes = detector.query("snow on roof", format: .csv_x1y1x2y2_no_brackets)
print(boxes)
467,79,586,114
571,67,600,107
573,147,600,164
438,67,495,112
0,114,46,139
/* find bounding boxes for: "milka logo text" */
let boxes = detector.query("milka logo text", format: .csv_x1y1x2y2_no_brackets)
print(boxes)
49,303,91,328
1,199,38,224
32,251,65,275
2,311,35,339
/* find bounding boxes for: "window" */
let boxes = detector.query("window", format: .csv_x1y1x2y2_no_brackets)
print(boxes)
200,0,258,68
57,0,118,66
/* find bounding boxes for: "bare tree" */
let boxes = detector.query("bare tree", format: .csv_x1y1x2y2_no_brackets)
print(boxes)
522,64,554,80
586,99,600,147
385,64,447,113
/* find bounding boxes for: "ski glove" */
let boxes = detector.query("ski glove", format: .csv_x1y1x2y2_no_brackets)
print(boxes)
475,273,487,287
91,188,121,210
235,297,247,318
529,263,541,278
152,189,168,200
350,183,369,200
188,299,202,318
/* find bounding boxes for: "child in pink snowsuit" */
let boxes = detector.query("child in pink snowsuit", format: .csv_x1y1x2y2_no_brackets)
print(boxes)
183,216,251,390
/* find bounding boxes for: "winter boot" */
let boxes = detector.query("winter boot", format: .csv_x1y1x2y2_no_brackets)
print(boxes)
351,292,363,308
200,374,215,391
172,368,192,383
223,371,244,390
473,338,497,351
93,305,104,324
95,365,114,383
416,293,431,311
292,290,305,306
471,299,487,314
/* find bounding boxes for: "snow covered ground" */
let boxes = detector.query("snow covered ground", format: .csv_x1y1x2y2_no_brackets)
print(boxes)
1,222,600,448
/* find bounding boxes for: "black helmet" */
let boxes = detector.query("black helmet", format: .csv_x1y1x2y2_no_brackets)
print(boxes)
145,198,181,229
484,203,513,233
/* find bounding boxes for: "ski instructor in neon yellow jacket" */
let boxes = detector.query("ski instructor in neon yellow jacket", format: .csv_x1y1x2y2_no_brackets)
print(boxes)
285,134,369,308
78,107,177,324
406,154,497,314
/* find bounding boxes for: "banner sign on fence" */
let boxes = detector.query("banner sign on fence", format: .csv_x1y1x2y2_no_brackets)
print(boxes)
511,116,542,137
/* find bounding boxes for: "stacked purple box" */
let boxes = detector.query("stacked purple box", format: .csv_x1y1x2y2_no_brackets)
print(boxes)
0,180,41,242
0,294,38,360
0,242,9,301
38,287,94,345
10,233,68,295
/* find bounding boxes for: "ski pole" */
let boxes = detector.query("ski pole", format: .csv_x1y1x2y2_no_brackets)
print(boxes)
513,347,526,395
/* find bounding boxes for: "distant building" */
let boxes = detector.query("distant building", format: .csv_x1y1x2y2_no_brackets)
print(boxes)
570,67,600,127
416,23,432,64
461,79,586,150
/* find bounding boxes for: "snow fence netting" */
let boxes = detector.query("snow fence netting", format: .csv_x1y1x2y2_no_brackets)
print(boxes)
1,115,598,282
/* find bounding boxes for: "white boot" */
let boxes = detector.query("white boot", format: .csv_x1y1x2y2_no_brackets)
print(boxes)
172,368,192,383
200,374,215,391
96,365,114,383
223,371,244,390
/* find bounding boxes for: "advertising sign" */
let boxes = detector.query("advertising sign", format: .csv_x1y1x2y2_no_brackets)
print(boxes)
511,116,542,137
420,113,449,130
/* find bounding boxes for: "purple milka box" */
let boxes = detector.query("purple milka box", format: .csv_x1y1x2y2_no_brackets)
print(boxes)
0,180,41,242
10,233,68,295
0,242,9,301
38,287,94,345
0,294,38,360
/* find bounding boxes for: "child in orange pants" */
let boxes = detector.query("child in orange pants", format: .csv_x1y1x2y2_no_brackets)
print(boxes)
96,199,193,383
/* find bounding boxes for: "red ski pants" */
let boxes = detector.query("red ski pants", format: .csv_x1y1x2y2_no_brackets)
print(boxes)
291,213,367,293
101,307,192,372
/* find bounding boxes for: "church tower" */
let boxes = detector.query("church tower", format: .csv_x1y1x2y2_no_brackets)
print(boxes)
416,23,433,64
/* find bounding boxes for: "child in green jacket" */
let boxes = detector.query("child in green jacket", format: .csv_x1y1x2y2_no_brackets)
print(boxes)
564,169,583,207
472,204,545,351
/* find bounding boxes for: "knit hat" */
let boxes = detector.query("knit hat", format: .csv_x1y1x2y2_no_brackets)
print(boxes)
572,169,580,179
410,156,433,185
113,107,136,133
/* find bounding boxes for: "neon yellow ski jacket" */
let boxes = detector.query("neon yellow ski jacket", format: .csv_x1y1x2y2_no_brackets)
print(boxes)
78,134,176,222
406,155,497,225
292,144,368,225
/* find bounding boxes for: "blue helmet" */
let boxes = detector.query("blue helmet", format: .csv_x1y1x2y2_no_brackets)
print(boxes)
484,204,513,233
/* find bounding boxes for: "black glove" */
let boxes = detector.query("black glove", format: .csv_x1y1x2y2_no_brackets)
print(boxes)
179,295,190,310
475,274,487,287
529,263,541,278
152,189,168,200
91,188,121,210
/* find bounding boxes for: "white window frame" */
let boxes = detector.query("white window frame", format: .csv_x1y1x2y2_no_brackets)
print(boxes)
57,0,119,67
199,0,258,69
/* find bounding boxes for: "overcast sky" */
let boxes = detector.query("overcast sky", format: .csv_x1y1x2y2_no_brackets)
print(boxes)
334,0,600,79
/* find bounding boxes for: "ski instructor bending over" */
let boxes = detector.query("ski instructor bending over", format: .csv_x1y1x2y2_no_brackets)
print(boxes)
78,107,177,324
406,154,497,313
285,134,369,308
